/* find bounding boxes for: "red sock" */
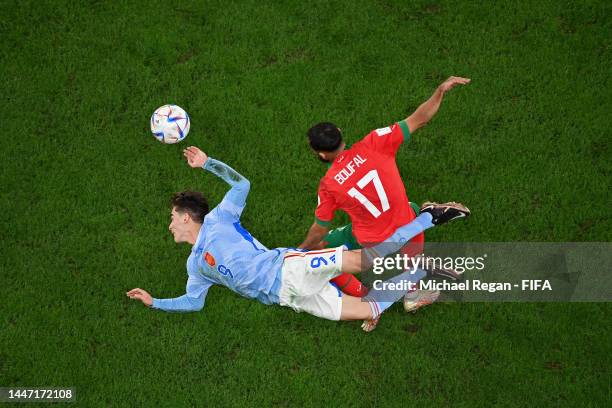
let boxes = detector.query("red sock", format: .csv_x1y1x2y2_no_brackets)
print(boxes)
331,273,369,297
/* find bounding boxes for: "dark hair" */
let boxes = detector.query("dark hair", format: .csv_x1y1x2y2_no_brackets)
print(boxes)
171,191,209,223
307,122,342,152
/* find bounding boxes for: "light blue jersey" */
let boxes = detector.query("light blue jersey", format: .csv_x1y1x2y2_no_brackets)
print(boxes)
152,158,288,312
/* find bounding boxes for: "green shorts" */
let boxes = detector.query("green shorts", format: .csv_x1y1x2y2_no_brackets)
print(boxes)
323,202,420,250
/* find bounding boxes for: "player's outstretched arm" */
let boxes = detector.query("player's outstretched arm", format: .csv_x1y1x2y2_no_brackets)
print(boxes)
405,76,470,134
184,146,251,210
126,288,205,312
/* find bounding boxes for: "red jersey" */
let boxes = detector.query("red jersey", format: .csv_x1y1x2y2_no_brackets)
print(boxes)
315,122,415,244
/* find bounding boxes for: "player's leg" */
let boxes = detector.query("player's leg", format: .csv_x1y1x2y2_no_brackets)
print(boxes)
330,216,432,281
402,202,425,258
322,223,361,250
330,203,423,296
359,268,431,331
278,284,384,322
279,252,435,330
339,294,372,320
363,202,470,264
323,224,368,297
280,287,427,322
279,201,467,323
320,202,469,276
283,283,345,321
280,247,346,299
323,202,421,250
340,268,435,332
330,273,368,297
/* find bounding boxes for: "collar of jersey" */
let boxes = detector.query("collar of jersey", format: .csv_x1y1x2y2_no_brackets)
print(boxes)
327,144,351,169
192,221,207,252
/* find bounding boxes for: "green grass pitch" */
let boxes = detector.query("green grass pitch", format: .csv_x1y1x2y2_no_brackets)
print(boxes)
1,0,610,406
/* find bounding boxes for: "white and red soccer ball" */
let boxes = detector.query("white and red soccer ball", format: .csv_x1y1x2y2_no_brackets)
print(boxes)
150,104,190,144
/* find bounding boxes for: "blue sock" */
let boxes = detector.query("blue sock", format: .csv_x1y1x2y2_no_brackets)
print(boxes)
413,212,434,230
366,269,426,319
365,213,434,261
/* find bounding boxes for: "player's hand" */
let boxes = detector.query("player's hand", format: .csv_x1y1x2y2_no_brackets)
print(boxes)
183,146,208,168
126,288,153,307
310,240,329,250
438,76,471,93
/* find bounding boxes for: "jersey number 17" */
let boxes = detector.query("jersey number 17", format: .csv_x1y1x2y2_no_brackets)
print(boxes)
347,169,390,218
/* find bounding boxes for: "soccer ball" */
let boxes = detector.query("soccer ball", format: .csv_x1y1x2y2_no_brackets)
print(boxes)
150,105,190,144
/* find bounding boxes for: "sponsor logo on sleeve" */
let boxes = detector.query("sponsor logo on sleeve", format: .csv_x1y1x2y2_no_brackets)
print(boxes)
375,126,392,136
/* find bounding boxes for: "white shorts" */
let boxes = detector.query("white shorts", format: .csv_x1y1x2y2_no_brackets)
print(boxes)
279,247,344,321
